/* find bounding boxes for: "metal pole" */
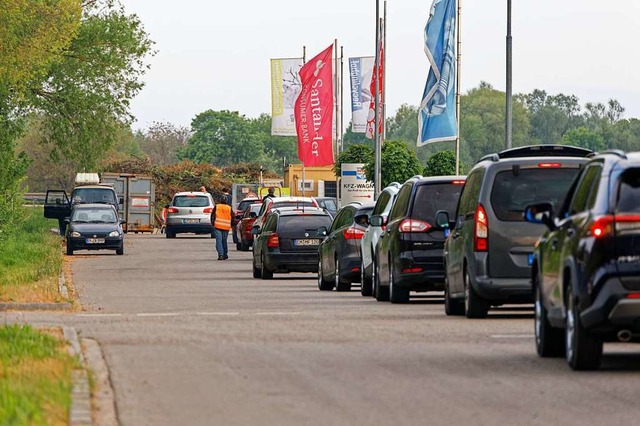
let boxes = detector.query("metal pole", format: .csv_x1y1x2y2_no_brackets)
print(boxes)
302,46,306,198
334,39,339,161
382,1,387,143
340,45,344,154
505,0,513,150
455,0,461,175
373,0,381,197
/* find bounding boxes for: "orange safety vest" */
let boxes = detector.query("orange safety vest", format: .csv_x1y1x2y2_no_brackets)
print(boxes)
214,204,232,230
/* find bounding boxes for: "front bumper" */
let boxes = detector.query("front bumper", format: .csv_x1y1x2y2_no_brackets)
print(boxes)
68,237,123,251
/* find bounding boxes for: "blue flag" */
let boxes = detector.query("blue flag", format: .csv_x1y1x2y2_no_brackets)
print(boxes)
418,0,457,146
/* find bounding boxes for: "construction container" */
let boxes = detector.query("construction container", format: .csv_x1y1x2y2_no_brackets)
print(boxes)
101,173,156,233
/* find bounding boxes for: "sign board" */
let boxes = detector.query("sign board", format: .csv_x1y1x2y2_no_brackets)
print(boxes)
340,163,374,205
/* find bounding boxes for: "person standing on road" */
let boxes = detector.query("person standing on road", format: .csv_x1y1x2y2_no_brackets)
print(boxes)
211,196,232,260
262,187,275,202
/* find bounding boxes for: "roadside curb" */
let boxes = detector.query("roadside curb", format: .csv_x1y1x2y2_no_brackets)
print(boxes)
64,327,92,426
83,338,118,426
0,271,72,312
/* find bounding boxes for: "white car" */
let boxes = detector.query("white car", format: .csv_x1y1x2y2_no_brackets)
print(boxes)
360,182,401,297
165,191,215,238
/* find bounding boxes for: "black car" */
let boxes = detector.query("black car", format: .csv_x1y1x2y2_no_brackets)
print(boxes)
527,150,640,370
65,204,125,255
252,207,332,279
317,202,375,291
372,176,465,303
438,145,592,318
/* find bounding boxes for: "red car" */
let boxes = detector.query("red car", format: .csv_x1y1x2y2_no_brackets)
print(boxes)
232,197,261,244
236,203,263,251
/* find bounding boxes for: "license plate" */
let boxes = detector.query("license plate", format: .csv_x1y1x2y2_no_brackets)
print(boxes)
86,238,105,244
294,238,320,247
183,219,199,224
527,253,534,266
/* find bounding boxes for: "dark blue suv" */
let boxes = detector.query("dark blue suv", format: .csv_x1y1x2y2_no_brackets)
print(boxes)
527,150,640,370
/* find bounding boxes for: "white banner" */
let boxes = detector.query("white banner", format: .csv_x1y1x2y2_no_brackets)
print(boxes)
348,57,375,133
271,58,303,136
340,163,374,205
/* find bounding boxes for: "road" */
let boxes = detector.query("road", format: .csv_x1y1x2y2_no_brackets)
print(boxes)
5,233,640,425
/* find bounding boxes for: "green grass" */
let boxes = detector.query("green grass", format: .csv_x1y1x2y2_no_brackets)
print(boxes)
0,208,65,303
0,325,79,426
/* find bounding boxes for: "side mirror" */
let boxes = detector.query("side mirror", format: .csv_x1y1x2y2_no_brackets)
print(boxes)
525,203,555,229
249,212,257,218
119,196,124,204
370,215,383,227
316,226,328,237
435,210,450,228
251,225,260,235
354,214,369,227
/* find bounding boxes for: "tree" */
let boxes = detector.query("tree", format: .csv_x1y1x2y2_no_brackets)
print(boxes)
138,122,190,165
249,114,298,172
333,143,374,177
178,110,266,167
423,150,461,177
386,104,418,143
342,120,373,150
365,140,422,188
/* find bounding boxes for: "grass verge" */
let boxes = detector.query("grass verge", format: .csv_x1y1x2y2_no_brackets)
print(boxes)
0,208,66,303
0,324,80,425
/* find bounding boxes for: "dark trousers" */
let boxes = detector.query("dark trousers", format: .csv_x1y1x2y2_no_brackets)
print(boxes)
214,228,229,256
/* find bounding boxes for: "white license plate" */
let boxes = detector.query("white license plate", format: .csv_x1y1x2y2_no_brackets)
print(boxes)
86,238,105,244
294,239,320,247
183,219,200,224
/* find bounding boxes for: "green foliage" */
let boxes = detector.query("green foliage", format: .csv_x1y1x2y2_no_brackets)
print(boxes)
333,143,374,177
342,121,373,150
137,122,190,166
365,140,422,188
560,127,605,152
248,113,298,172
423,150,462,176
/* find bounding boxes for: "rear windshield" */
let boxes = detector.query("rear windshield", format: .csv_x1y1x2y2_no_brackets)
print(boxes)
72,188,116,204
72,208,118,223
491,168,578,221
617,169,640,213
238,199,259,211
412,183,463,222
278,215,332,231
173,195,210,208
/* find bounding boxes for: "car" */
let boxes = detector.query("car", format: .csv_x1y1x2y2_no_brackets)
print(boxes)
251,207,333,279
317,202,375,291
526,150,640,370
235,203,263,251
359,182,401,297
438,145,592,318
232,197,261,244
313,197,338,217
65,204,125,255
252,196,320,238
165,191,215,238
372,176,465,303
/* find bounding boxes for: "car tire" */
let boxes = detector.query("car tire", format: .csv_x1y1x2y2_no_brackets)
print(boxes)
116,246,124,256
261,254,273,280
374,260,389,302
66,242,73,256
318,258,333,291
240,241,249,252
166,230,175,239
252,256,262,278
534,275,564,357
444,275,464,316
464,268,489,319
389,262,409,303
360,259,373,297
236,242,242,251
371,257,379,298
335,257,351,292
565,285,602,370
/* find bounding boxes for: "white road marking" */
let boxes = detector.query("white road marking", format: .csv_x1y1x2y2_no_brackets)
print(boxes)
255,312,302,316
196,312,240,316
76,313,123,318
490,334,534,339
136,313,180,317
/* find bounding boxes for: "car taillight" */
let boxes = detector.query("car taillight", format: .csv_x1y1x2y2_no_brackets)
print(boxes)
399,219,431,233
452,180,466,185
474,204,488,252
538,162,562,168
203,207,213,213
626,293,640,299
343,227,366,240
613,215,640,233
591,214,640,238
168,207,179,213
267,233,280,248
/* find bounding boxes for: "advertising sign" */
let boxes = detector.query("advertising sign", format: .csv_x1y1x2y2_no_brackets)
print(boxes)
340,163,374,205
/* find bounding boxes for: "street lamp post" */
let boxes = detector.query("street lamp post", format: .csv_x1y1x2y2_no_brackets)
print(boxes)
505,0,513,150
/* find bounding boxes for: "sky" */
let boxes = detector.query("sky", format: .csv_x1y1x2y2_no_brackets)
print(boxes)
122,0,640,131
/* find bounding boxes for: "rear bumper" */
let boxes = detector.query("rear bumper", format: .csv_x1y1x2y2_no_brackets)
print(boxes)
581,277,640,332
339,254,362,283
166,223,214,234
393,253,445,291
265,252,319,273
473,276,533,303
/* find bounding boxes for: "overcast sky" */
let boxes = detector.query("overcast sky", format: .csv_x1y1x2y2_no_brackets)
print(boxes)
123,0,640,131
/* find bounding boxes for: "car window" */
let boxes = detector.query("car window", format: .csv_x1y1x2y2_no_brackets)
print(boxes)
373,191,391,215
271,201,316,210
389,183,412,221
173,195,210,208
457,170,483,217
568,165,602,215
238,199,258,211
320,199,337,212
72,188,116,204
263,214,277,232
616,168,640,213
490,168,579,221
244,204,262,218
329,209,346,233
279,215,333,231
354,207,374,226
72,208,117,223
411,183,462,222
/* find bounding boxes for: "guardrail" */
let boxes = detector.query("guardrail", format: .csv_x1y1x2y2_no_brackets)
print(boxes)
24,193,46,206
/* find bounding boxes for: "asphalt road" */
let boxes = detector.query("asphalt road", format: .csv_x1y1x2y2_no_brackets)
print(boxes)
6,233,640,425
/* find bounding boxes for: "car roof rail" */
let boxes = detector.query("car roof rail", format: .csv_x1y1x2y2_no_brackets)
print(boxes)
497,144,593,159
598,149,627,159
478,153,500,163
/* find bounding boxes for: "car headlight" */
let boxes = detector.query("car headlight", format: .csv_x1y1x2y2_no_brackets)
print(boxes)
71,231,81,238
108,231,121,237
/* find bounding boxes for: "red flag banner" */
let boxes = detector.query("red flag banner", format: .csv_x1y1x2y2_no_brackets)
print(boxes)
294,44,334,167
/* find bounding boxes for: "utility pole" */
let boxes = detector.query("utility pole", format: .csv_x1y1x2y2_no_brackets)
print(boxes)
505,0,513,150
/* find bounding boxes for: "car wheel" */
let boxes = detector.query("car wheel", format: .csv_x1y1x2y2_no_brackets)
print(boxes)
116,246,124,256
335,257,351,292
66,242,73,256
318,257,333,291
360,258,373,297
261,254,273,280
252,255,262,278
565,285,602,370
464,268,489,319
166,230,175,238
374,260,389,302
534,275,564,357
240,241,249,252
444,274,464,316
236,242,242,251
389,262,409,303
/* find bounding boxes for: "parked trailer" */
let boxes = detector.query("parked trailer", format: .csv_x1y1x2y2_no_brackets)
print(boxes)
101,173,156,233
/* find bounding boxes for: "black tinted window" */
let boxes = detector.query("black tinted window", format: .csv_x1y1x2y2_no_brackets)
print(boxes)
617,169,640,213
458,171,483,216
373,192,391,215
568,165,601,215
411,183,463,222
279,215,332,231
72,188,116,204
237,199,258,211
174,195,210,207
389,184,412,221
491,168,579,221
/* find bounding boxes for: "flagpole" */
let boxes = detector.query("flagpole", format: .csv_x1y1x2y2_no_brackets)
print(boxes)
340,45,344,154
334,39,339,162
455,0,461,175
382,1,387,142
373,0,381,198
505,0,513,150
302,45,306,198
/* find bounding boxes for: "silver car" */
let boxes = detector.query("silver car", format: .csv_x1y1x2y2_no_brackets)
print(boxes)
165,191,215,238
359,182,401,296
